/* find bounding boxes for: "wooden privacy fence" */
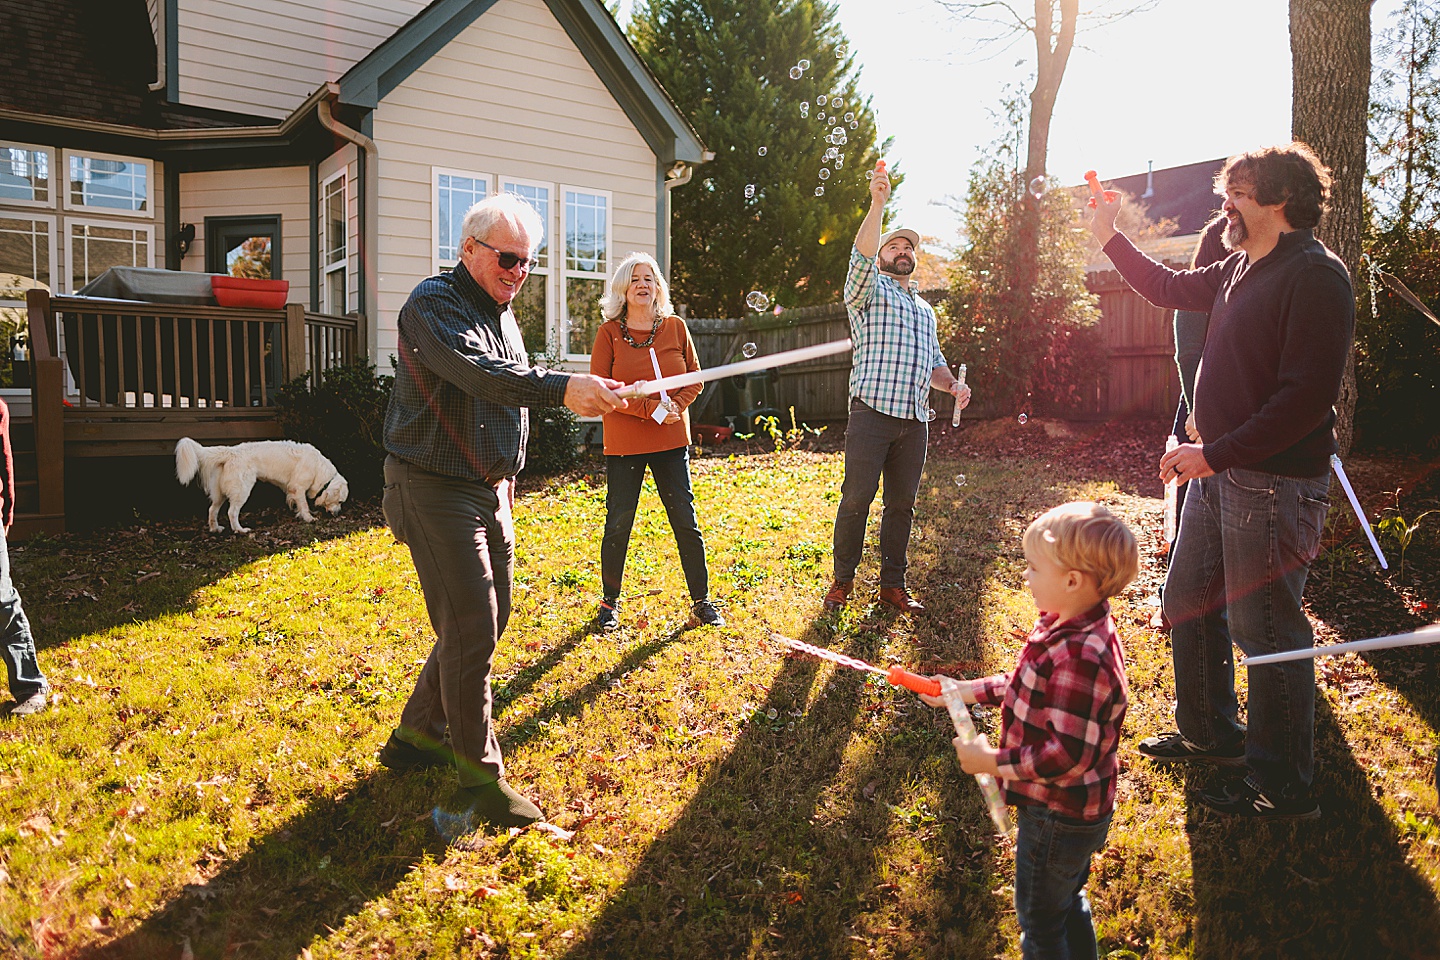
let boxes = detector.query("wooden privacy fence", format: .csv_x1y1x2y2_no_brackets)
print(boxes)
684,276,1181,425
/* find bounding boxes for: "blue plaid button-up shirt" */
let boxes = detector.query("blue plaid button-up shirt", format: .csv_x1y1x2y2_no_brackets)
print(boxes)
844,246,948,420
384,264,570,482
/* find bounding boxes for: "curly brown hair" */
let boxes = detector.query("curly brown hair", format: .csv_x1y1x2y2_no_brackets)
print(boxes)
1214,142,1332,230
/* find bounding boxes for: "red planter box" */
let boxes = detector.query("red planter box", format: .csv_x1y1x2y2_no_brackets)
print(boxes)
211,275,290,309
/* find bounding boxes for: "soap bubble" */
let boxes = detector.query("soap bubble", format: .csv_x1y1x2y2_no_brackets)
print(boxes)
799,59,811,70
1018,413,1029,425
817,111,827,122
766,707,779,720
832,97,844,109
745,290,771,311
849,120,858,130
816,95,828,106
836,45,847,59
865,170,874,180
789,66,803,80
926,408,937,422
800,102,809,118
758,146,767,157
834,156,843,168
1029,175,1046,200
815,185,825,196
954,474,967,487
742,342,758,358
818,168,830,180
844,112,855,123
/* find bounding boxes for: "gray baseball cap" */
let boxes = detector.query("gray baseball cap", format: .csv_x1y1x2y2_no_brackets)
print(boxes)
878,228,921,250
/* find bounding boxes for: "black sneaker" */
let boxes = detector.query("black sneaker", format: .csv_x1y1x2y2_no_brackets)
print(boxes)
595,600,620,632
431,780,545,842
377,732,452,772
690,599,725,628
1198,774,1320,820
1137,730,1245,766
5,692,47,718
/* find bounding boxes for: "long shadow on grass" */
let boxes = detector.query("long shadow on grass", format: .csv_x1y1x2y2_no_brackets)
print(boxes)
558,619,1008,960
1182,698,1440,958
76,770,445,960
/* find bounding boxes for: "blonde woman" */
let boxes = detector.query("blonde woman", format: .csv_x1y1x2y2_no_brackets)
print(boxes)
589,253,721,631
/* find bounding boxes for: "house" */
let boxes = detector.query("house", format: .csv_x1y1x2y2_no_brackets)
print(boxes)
0,0,709,534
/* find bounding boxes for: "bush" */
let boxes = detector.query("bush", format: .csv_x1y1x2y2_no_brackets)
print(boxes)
1357,228,1440,451
522,405,581,478
276,360,394,497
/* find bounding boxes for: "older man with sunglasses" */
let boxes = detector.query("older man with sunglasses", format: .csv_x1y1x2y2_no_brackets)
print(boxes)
378,194,625,837
825,162,972,615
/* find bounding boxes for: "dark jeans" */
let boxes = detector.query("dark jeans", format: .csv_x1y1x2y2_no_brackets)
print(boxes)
602,446,709,602
382,456,513,788
1014,805,1112,960
1,530,46,701
1162,467,1330,798
833,399,928,588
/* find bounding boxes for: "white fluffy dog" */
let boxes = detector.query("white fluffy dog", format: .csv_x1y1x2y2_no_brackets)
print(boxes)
175,437,349,534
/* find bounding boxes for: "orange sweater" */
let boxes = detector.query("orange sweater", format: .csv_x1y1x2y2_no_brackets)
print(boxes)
590,317,703,456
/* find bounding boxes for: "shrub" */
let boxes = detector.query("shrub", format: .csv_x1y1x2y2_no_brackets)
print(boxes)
522,404,581,478
276,360,394,497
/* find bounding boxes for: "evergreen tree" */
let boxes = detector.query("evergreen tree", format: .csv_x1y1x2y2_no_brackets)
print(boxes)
628,0,891,318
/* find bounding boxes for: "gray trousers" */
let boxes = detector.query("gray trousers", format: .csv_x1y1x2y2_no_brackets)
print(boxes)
832,399,929,589
383,456,513,787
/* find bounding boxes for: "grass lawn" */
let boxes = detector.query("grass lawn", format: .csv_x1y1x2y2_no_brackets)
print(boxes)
2,419,1438,959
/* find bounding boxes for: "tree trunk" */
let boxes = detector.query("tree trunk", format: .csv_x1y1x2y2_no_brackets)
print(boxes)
1290,0,1374,456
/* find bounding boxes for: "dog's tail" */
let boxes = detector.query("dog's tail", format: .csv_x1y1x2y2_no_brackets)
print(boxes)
175,437,203,486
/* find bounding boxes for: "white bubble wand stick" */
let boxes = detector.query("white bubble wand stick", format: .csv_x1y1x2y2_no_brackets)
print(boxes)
1244,623,1440,666
617,338,853,398
1331,454,1388,569
951,363,968,427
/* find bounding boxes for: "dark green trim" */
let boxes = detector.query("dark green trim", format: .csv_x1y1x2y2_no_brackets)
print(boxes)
310,159,320,311
339,0,499,109
164,163,181,270
655,162,668,275
355,147,367,318
203,215,283,279
165,0,179,102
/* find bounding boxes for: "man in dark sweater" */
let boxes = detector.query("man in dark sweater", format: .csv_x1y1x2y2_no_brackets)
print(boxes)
1090,143,1354,819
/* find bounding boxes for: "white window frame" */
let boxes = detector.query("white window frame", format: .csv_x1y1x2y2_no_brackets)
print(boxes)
0,212,58,297
65,217,155,293
433,167,492,274
498,175,554,353
0,142,57,210
559,184,612,361
61,149,154,218
320,170,349,315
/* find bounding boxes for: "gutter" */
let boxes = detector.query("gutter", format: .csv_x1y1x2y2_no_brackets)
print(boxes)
316,82,379,357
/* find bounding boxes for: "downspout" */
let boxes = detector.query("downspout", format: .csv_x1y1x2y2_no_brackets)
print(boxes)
659,160,693,276
316,82,378,359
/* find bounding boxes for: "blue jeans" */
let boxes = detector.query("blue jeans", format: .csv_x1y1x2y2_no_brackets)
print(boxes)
1014,805,1112,960
602,446,709,603
1162,467,1330,797
833,399,929,588
1,530,46,701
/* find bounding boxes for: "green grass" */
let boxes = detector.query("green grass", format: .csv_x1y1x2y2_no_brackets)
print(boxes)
2,442,1438,959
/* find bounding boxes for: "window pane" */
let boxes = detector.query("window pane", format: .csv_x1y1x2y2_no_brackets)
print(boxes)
502,183,549,268
0,146,50,203
71,223,147,290
69,155,148,212
564,277,603,355
437,173,488,266
324,177,346,266
226,235,272,279
565,191,607,273
326,269,347,314
510,271,550,358
0,217,51,298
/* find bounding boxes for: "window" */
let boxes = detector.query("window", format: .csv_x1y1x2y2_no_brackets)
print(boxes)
68,219,153,291
205,216,281,280
63,151,152,215
0,143,54,207
560,186,610,358
321,172,347,314
500,178,551,357
0,215,55,387
434,169,491,272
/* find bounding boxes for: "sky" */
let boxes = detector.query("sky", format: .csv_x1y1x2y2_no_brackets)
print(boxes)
614,0,1405,245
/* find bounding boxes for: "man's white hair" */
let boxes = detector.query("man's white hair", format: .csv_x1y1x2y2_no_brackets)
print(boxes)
460,194,545,250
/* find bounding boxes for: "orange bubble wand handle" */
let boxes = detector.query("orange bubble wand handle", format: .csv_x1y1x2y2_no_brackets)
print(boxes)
1084,169,1120,209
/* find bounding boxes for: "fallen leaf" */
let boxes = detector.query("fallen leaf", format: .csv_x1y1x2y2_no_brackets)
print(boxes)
444,875,465,891
471,885,502,900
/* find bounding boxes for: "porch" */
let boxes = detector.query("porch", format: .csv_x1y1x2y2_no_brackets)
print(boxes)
13,289,363,538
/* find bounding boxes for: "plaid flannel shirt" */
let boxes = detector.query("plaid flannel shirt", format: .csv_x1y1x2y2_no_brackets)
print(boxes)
972,602,1129,822
843,246,948,420
384,264,570,482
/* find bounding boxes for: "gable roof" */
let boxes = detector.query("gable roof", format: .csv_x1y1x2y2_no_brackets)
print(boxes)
1076,157,1227,236
338,0,706,165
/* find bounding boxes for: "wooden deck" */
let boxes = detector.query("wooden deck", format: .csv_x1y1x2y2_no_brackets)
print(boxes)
14,289,362,537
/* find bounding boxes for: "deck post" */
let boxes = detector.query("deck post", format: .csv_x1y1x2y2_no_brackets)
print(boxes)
22,289,65,535
284,302,307,386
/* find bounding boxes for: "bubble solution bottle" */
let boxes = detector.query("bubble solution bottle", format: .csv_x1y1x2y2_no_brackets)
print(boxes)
1164,433,1180,543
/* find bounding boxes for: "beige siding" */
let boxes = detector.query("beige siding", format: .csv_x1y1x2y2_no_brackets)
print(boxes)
174,0,428,118
178,167,311,304
370,0,659,363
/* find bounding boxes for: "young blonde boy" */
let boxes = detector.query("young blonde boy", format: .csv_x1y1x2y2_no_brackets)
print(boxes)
924,501,1138,960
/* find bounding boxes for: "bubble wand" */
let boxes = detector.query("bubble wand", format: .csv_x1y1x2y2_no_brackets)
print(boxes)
1084,170,1121,209
617,339,853,398
951,363,968,427
771,634,1014,836
1244,623,1440,666
1330,454,1388,569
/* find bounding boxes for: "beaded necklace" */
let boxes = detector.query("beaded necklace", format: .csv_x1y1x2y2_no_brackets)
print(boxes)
619,314,662,349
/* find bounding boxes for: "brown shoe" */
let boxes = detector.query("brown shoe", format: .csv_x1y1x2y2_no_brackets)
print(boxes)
823,579,853,611
878,587,924,613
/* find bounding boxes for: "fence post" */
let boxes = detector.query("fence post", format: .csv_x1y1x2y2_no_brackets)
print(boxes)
285,303,307,385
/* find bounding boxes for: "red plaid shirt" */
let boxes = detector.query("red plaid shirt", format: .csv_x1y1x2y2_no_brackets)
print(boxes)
972,602,1128,823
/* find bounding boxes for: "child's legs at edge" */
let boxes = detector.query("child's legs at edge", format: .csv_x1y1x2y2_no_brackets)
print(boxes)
1013,805,1113,960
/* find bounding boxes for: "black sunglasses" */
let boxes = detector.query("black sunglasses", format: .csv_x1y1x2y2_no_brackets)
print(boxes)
474,237,540,271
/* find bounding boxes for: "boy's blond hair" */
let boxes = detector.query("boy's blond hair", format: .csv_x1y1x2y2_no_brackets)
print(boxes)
1023,501,1139,600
